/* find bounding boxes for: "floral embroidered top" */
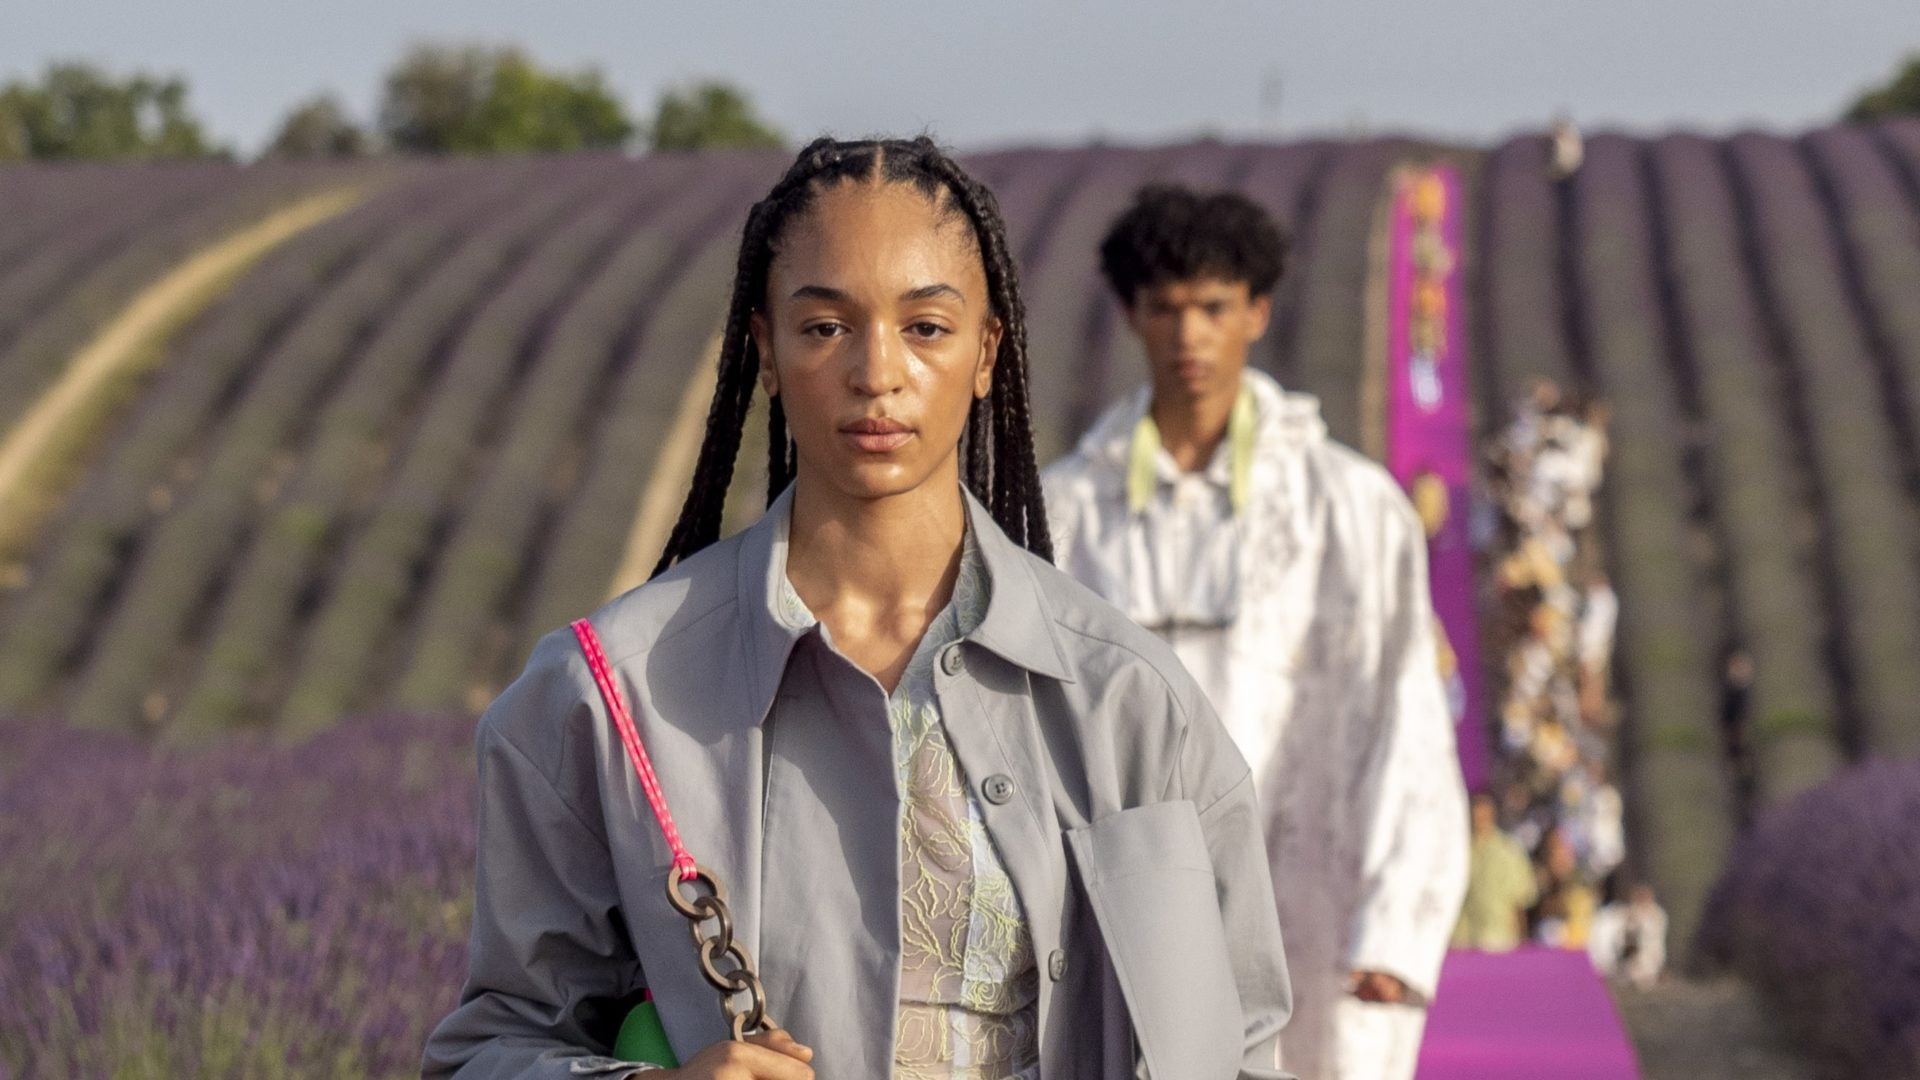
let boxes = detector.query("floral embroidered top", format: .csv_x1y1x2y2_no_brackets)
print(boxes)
776,523,1040,1080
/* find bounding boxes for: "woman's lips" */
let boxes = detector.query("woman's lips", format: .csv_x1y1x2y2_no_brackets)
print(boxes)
841,418,913,453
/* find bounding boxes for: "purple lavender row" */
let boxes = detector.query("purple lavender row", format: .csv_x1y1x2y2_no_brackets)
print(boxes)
1477,134,1577,403
1797,123,1920,761
1567,132,1734,954
394,153,754,710
52,161,548,734
1285,139,1405,447
0,167,441,716
176,156,642,735
1243,140,1337,392
1020,145,1159,464
0,162,357,436
0,162,205,275
1646,132,1842,806
509,150,792,656
1726,131,1920,781
264,156,662,732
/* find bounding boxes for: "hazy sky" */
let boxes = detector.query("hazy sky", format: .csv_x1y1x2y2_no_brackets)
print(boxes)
7,1,1916,155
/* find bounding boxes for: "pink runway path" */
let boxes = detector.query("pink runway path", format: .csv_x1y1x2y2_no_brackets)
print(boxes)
1415,948,1642,1079
1387,167,1641,1080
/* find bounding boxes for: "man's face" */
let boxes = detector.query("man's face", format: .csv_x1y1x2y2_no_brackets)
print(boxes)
1126,277,1272,406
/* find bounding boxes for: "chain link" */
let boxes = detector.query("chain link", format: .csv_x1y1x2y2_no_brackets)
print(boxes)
667,863,773,1040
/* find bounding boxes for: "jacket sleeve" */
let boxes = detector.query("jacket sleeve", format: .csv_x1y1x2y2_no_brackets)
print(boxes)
1182,684,1296,1080
1342,493,1471,1003
421,640,652,1079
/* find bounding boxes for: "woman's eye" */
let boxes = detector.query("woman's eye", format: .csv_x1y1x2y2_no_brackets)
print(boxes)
907,322,949,338
804,322,847,338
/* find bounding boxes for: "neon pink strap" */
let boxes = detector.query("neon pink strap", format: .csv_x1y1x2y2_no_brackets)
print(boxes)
571,618,698,878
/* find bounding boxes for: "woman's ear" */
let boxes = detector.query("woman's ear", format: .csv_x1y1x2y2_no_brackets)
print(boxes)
973,316,1002,399
750,310,779,397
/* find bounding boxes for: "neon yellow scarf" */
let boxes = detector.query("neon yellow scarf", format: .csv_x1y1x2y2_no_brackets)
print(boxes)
1127,384,1257,515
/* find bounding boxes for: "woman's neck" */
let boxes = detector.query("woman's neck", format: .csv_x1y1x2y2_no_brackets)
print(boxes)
784,467,966,692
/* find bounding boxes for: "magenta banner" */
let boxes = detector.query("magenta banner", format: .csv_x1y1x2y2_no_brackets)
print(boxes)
1384,164,1487,791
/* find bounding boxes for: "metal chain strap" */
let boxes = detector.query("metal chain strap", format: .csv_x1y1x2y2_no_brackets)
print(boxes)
666,862,773,1041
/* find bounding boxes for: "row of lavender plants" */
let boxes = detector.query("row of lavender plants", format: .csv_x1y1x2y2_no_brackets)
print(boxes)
3,161,540,732
0,167,436,715
0,162,358,437
54,164,528,733
1564,133,1735,952
178,158,633,736
0,712,478,1078
1727,132,1920,782
1647,132,1842,805
397,155,779,703
1476,135,1579,402
1795,124,1920,761
1016,146,1165,466
1284,140,1403,449
269,158,658,732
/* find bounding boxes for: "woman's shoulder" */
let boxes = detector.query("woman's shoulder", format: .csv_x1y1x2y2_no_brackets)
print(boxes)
1026,551,1202,706
477,531,753,767
1014,547,1215,732
1015,549,1254,809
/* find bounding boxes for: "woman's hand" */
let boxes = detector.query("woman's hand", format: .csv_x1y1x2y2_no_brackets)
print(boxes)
657,1028,814,1079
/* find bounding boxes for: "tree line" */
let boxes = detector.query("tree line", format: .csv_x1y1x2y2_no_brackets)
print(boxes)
0,43,784,162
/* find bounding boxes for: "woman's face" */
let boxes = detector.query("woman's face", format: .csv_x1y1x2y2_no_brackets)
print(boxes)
750,180,1001,505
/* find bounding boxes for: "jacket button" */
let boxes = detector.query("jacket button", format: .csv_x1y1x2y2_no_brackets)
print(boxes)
981,773,1015,804
940,644,965,676
1048,949,1067,981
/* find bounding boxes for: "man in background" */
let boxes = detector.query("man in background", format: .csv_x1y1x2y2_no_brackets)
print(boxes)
1043,186,1469,1080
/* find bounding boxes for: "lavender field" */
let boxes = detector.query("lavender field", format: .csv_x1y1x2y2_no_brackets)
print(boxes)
4,121,1920,1069
0,713,474,1077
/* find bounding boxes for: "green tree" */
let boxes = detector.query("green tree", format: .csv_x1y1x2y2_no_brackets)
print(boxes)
1846,54,1920,121
649,81,785,152
0,61,221,160
263,94,373,160
379,44,634,154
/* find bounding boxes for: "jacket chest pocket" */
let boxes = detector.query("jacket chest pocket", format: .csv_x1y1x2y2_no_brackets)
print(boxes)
1066,800,1244,1079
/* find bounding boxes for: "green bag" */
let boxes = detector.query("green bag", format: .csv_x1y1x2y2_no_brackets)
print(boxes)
613,993,679,1067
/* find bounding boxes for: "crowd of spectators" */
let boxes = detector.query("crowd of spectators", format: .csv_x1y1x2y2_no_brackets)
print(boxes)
1454,380,1664,984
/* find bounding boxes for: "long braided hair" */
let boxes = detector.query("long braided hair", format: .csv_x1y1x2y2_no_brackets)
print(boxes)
652,136,1053,576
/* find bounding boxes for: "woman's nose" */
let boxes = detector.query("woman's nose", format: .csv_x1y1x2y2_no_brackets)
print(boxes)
846,325,908,396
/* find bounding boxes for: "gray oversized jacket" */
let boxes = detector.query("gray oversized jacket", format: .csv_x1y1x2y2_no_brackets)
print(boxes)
421,488,1294,1080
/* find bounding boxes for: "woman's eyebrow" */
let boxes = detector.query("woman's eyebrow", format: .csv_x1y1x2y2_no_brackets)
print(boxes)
788,283,965,303
901,283,964,303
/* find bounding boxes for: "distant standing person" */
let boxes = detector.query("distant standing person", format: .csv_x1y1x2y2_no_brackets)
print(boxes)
1043,185,1469,1080
1453,791,1538,952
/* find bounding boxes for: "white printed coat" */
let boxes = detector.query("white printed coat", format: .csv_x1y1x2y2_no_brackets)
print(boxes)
1042,369,1470,1080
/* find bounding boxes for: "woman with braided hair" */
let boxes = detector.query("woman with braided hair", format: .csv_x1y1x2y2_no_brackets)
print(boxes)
424,137,1293,1080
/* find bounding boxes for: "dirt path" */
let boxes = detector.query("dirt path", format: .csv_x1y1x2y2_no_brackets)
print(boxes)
0,187,367,562
1612,975,1814,1080
605,332,722,596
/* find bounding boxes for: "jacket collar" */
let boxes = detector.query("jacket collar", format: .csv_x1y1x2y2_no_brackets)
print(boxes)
734,483,1074,726
1079,367,1328,474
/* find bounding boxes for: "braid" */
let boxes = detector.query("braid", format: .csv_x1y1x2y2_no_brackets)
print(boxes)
767,395,795,503
921,151,1054,560
653,135,1055,575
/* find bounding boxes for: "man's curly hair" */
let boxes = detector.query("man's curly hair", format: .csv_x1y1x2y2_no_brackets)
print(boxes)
1098,184,1289,307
